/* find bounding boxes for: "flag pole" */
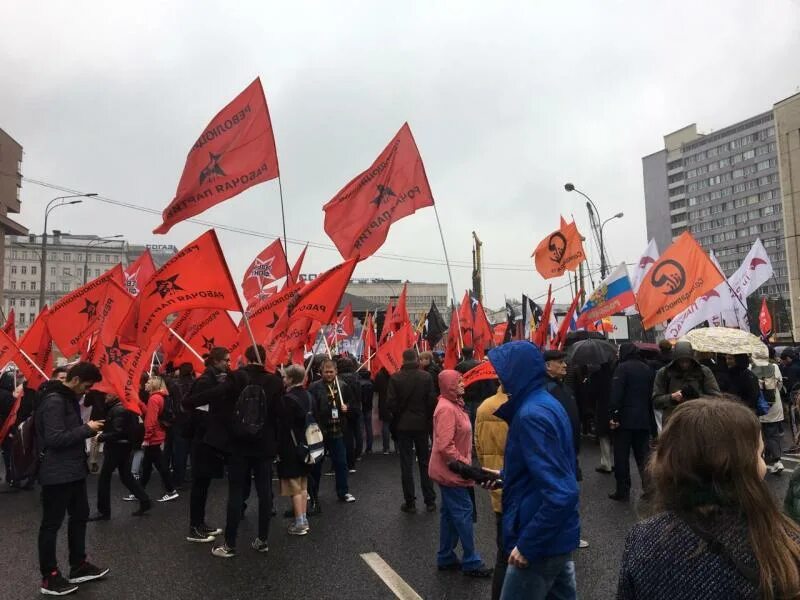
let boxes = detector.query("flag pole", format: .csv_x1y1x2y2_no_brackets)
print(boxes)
17,347,49,380
241,311,264,365
277,177,292,279
167,327,205,363
432,203,464,348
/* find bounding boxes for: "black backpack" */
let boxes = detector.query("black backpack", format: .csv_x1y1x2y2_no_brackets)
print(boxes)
10,414,40,480
158,394,177,429
125,410,145,446
231,372,268,440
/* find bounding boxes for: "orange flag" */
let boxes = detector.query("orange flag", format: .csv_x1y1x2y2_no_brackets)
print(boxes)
46,264,124,356
323,123,434,260
636,232,725,329
532,218,586,280
125,230,242,345
532,286,553,348
154,78,279,234
553,289,582,351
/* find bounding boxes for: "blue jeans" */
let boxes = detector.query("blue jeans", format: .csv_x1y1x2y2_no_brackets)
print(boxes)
438,485,483,571
381,421,393,452
328,436,349,498
500,554,576,600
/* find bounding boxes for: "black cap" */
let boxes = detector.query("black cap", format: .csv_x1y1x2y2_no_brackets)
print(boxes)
543,349,567,362
781,348,797,360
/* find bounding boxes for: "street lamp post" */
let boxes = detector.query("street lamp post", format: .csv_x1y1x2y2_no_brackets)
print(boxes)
565,183,617,278
39,194,96,311
84,236,123,284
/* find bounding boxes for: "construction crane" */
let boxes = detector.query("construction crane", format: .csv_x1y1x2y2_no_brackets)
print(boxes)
472,231,483,304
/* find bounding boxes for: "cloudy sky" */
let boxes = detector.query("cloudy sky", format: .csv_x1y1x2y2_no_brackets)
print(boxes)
2,1,799,309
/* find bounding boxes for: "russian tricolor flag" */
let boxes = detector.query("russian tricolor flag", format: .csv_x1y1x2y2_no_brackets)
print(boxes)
576,263,636,328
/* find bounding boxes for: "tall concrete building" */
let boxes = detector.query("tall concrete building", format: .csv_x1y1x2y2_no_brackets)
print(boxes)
643,94,800,338
3,234,175,339
344,278,448,319
0,128,30,313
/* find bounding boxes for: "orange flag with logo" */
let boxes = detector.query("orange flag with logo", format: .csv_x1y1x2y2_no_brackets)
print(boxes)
532,218,586,280
154,78,279,234
125,230,242,345
323,123,434,260
636,232,725,329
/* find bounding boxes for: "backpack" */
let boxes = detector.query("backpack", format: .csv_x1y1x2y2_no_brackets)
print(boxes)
10,414,41,480
158,394,177,429
126,410,145,446
288,388,324,465
231,373,268,440
751,364,778,406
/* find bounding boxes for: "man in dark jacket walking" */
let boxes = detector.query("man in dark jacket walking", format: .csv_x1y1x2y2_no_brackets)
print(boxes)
387,349,437,513
195,345,282,558
91,393,150,520
488,342,580,599
609,343,655,501
36,362,108,596
164,362,195,489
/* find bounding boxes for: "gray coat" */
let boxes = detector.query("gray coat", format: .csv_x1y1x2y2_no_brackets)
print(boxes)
652,342,720,425
35,382,94,486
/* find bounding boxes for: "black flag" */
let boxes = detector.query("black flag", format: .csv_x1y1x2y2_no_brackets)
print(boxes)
504,300,517,343
425,300,447,347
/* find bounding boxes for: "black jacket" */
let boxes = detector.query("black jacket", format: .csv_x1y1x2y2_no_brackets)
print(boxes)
98,398,137,445
309,377,356,437
338,372,362,416
724,356,760,415
35,382,94,486
387,363,436,433
424,363,442,397
276,386,312,479
188,364,282,458
544,376,581,455
374,368,391,421
609,344,656,431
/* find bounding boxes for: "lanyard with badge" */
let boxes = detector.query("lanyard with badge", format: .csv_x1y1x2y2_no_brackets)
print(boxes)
328,383,339,419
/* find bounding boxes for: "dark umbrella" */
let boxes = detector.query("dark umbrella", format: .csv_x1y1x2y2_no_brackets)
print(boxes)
566,338,618,367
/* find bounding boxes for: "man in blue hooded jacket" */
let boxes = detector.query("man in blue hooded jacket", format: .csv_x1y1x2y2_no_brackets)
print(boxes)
488,341,580,599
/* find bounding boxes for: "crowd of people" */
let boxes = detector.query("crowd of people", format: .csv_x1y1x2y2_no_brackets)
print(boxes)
4,336,800,598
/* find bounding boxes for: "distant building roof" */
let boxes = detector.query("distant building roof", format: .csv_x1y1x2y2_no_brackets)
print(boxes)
338,292,383,313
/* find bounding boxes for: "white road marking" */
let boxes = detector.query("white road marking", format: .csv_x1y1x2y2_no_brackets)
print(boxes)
360,552,424,600
781,455,800,463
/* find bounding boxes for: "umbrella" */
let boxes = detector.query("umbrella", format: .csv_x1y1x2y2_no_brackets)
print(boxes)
680,327,767,356
566,338,618,367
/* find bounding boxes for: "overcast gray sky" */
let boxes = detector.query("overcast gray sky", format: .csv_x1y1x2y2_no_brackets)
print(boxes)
2,1,799,310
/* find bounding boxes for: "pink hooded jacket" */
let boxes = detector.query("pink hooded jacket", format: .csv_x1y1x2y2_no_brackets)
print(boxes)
428,370,473,488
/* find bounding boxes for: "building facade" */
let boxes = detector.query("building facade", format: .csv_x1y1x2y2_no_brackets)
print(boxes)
643,94,800,338
0,128,30,313
3,233,173,339
344,278,448,321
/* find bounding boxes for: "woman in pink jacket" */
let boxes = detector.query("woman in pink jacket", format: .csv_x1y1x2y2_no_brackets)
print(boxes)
139,376,179,503
428,370,492,578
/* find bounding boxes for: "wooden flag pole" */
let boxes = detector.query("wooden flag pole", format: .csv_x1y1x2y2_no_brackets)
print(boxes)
432,203,464,348
241,311,264,365
277,177,292,279
167,326,204,363
17,347,50,381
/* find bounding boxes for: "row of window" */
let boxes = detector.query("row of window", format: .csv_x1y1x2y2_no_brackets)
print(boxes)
690,201,781,221
9,249,120,263
10,265,36,275
715,243,784,259
695,221,782,245
688,180,780,206
762,283,790,295
684,126,775,165
7,297,36,308
687,170,778,193
684,144,776,178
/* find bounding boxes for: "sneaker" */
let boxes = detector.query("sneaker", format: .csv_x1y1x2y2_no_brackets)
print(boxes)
308,501,322,516
769,461,786,474
288,523,309,536
67,561,109,584
324,470,335,476
211,544,236,558
200,524,223,537
157,491,179,502
579,539,589,549
437,561,462,571
463,565,493,578
186,526,216,543
348,469,357,474
339,493,356,503
251,538,269,553
40,571,78,596
121,494,136,502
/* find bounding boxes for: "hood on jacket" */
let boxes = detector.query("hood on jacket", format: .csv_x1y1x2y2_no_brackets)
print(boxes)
729,354,750,371
488,341,546,423
438,369,461,402
0,371,15,392
618,342,640,362
669,341,700,369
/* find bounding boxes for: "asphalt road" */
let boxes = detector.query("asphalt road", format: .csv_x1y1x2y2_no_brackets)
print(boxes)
0,434,793,600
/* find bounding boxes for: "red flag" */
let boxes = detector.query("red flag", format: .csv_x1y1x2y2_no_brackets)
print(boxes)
553,289,582,351
0,330,25,438
46,264,124,356
82,280,136,362
444,305,461,370
759,296,772,339
18,307,53,388
389,284,410,331
125,230,242,345
328,304,355,343
94,329,163,414
172,309,240,372
242,239,288,303
363,312,377,361
286,244,308,287
2,308,16,342
287,260,357,329
462,361,498,388
533,286,553,348
493,322,508,347
379,300,395,344
160,310,196,365
154,78,280,234
472,301,493,360
375,321,417,375
124,250,157,296
323,123,434,260
458,292,475,348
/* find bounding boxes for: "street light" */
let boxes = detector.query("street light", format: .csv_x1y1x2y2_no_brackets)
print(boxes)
600,212,624,273
84,235,123,283
39,194,96,310
564,183,612,278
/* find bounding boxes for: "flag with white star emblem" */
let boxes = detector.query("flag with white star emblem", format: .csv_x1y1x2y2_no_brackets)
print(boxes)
242,239,287,303
124,249,157,296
